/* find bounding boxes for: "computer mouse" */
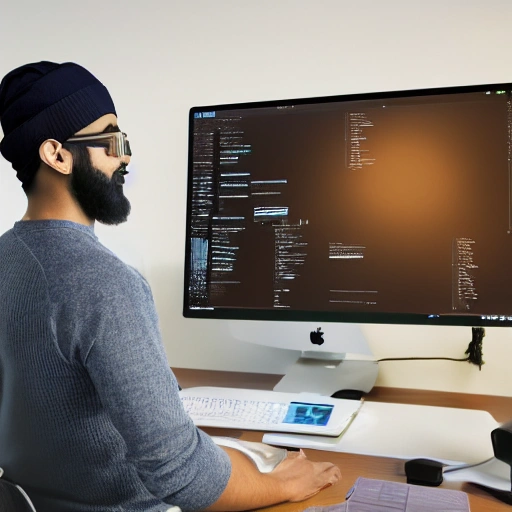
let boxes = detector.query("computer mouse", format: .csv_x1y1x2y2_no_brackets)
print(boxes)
330,389,365,400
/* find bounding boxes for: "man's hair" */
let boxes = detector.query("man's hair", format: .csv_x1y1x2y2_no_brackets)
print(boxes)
0,61,116,190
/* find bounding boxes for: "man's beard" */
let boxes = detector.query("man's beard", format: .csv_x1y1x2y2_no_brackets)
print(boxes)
65,145,131,225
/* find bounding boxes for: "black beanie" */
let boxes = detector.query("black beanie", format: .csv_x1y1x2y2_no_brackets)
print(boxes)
0,61,117,187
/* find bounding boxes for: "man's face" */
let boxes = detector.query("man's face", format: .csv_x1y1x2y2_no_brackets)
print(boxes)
65,114,131,225
67,143,131,225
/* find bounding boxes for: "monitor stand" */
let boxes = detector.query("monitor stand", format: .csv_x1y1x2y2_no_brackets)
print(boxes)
228,320,378,397
273,352,378,398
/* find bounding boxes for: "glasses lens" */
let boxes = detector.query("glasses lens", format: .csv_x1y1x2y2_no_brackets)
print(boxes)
111,133,131,157
123,135,132,157
66,132,131,157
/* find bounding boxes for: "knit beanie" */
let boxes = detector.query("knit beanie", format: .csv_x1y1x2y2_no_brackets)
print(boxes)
0,61,116,187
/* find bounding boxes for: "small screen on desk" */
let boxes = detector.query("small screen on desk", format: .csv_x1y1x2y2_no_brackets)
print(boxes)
283,402,334,426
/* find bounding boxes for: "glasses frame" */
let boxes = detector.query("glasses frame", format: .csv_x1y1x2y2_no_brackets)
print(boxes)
65,131,131,157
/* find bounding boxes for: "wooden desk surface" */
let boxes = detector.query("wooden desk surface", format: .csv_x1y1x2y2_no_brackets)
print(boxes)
173,367,512,511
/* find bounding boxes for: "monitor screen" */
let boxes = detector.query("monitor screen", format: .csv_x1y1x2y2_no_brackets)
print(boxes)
184,83,512,328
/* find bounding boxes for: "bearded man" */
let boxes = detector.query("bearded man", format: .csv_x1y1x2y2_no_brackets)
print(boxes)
0,61,340,512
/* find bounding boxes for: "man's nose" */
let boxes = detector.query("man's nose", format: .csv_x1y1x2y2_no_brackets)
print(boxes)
120,154,131,166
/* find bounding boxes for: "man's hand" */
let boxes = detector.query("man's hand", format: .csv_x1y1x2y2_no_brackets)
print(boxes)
270,448,341,502
206,446,341,511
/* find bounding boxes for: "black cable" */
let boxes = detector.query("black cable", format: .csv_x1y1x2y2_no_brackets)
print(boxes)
377,356,469,362
377,327,485,371
465,326,485,370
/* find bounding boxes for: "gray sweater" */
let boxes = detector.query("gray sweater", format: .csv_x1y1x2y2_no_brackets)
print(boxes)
0,220,231,511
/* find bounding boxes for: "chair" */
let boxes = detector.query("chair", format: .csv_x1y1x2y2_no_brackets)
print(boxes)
0,468,182,512
0,468,36,512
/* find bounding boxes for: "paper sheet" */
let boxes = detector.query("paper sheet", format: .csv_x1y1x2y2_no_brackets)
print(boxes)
304,477,470,511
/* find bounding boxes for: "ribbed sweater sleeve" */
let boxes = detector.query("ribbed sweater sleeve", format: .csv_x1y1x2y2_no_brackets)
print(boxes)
79,259,231,509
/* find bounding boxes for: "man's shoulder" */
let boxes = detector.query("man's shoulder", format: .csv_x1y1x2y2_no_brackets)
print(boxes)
9,221,147,292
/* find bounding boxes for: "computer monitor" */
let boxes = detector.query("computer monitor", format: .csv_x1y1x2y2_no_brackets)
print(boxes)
183,83,512,395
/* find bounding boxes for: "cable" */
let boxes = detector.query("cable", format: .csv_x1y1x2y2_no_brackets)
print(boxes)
377,327,485,370
465,326,485,370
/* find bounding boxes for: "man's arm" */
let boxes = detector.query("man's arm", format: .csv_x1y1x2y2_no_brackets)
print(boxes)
206,447,341,511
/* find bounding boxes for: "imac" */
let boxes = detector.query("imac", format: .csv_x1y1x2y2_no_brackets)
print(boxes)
183,82,512,396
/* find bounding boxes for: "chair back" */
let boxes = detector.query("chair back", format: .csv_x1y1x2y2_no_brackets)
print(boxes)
0,468,36,512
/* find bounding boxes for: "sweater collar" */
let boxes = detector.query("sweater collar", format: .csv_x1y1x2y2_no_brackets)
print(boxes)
13,219,97,239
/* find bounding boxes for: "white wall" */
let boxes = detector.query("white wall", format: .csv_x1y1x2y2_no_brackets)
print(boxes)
2,0,512,396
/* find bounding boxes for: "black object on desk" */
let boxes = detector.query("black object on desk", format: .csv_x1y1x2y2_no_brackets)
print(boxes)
404,420,512,505
405,458,445,487
484,420,512,505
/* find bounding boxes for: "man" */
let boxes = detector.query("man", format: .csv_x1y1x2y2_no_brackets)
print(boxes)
0,61,341,511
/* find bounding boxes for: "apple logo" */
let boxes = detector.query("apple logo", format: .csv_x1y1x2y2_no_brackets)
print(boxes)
310,327,325,345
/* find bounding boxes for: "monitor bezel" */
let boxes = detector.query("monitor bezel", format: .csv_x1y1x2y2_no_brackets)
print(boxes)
183,81,512,328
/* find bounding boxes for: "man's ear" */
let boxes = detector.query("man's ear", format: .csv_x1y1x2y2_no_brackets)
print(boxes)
39,139,72,175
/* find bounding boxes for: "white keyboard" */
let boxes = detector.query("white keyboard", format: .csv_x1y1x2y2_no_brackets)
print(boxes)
179,386,363,436
181,395,289,426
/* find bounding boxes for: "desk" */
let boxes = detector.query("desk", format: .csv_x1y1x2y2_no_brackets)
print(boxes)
173,367,512,512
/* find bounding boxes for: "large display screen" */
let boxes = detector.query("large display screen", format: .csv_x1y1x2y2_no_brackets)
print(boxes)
184,83,512,327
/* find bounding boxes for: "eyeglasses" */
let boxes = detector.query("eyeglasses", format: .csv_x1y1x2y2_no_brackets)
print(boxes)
65,131,132,157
